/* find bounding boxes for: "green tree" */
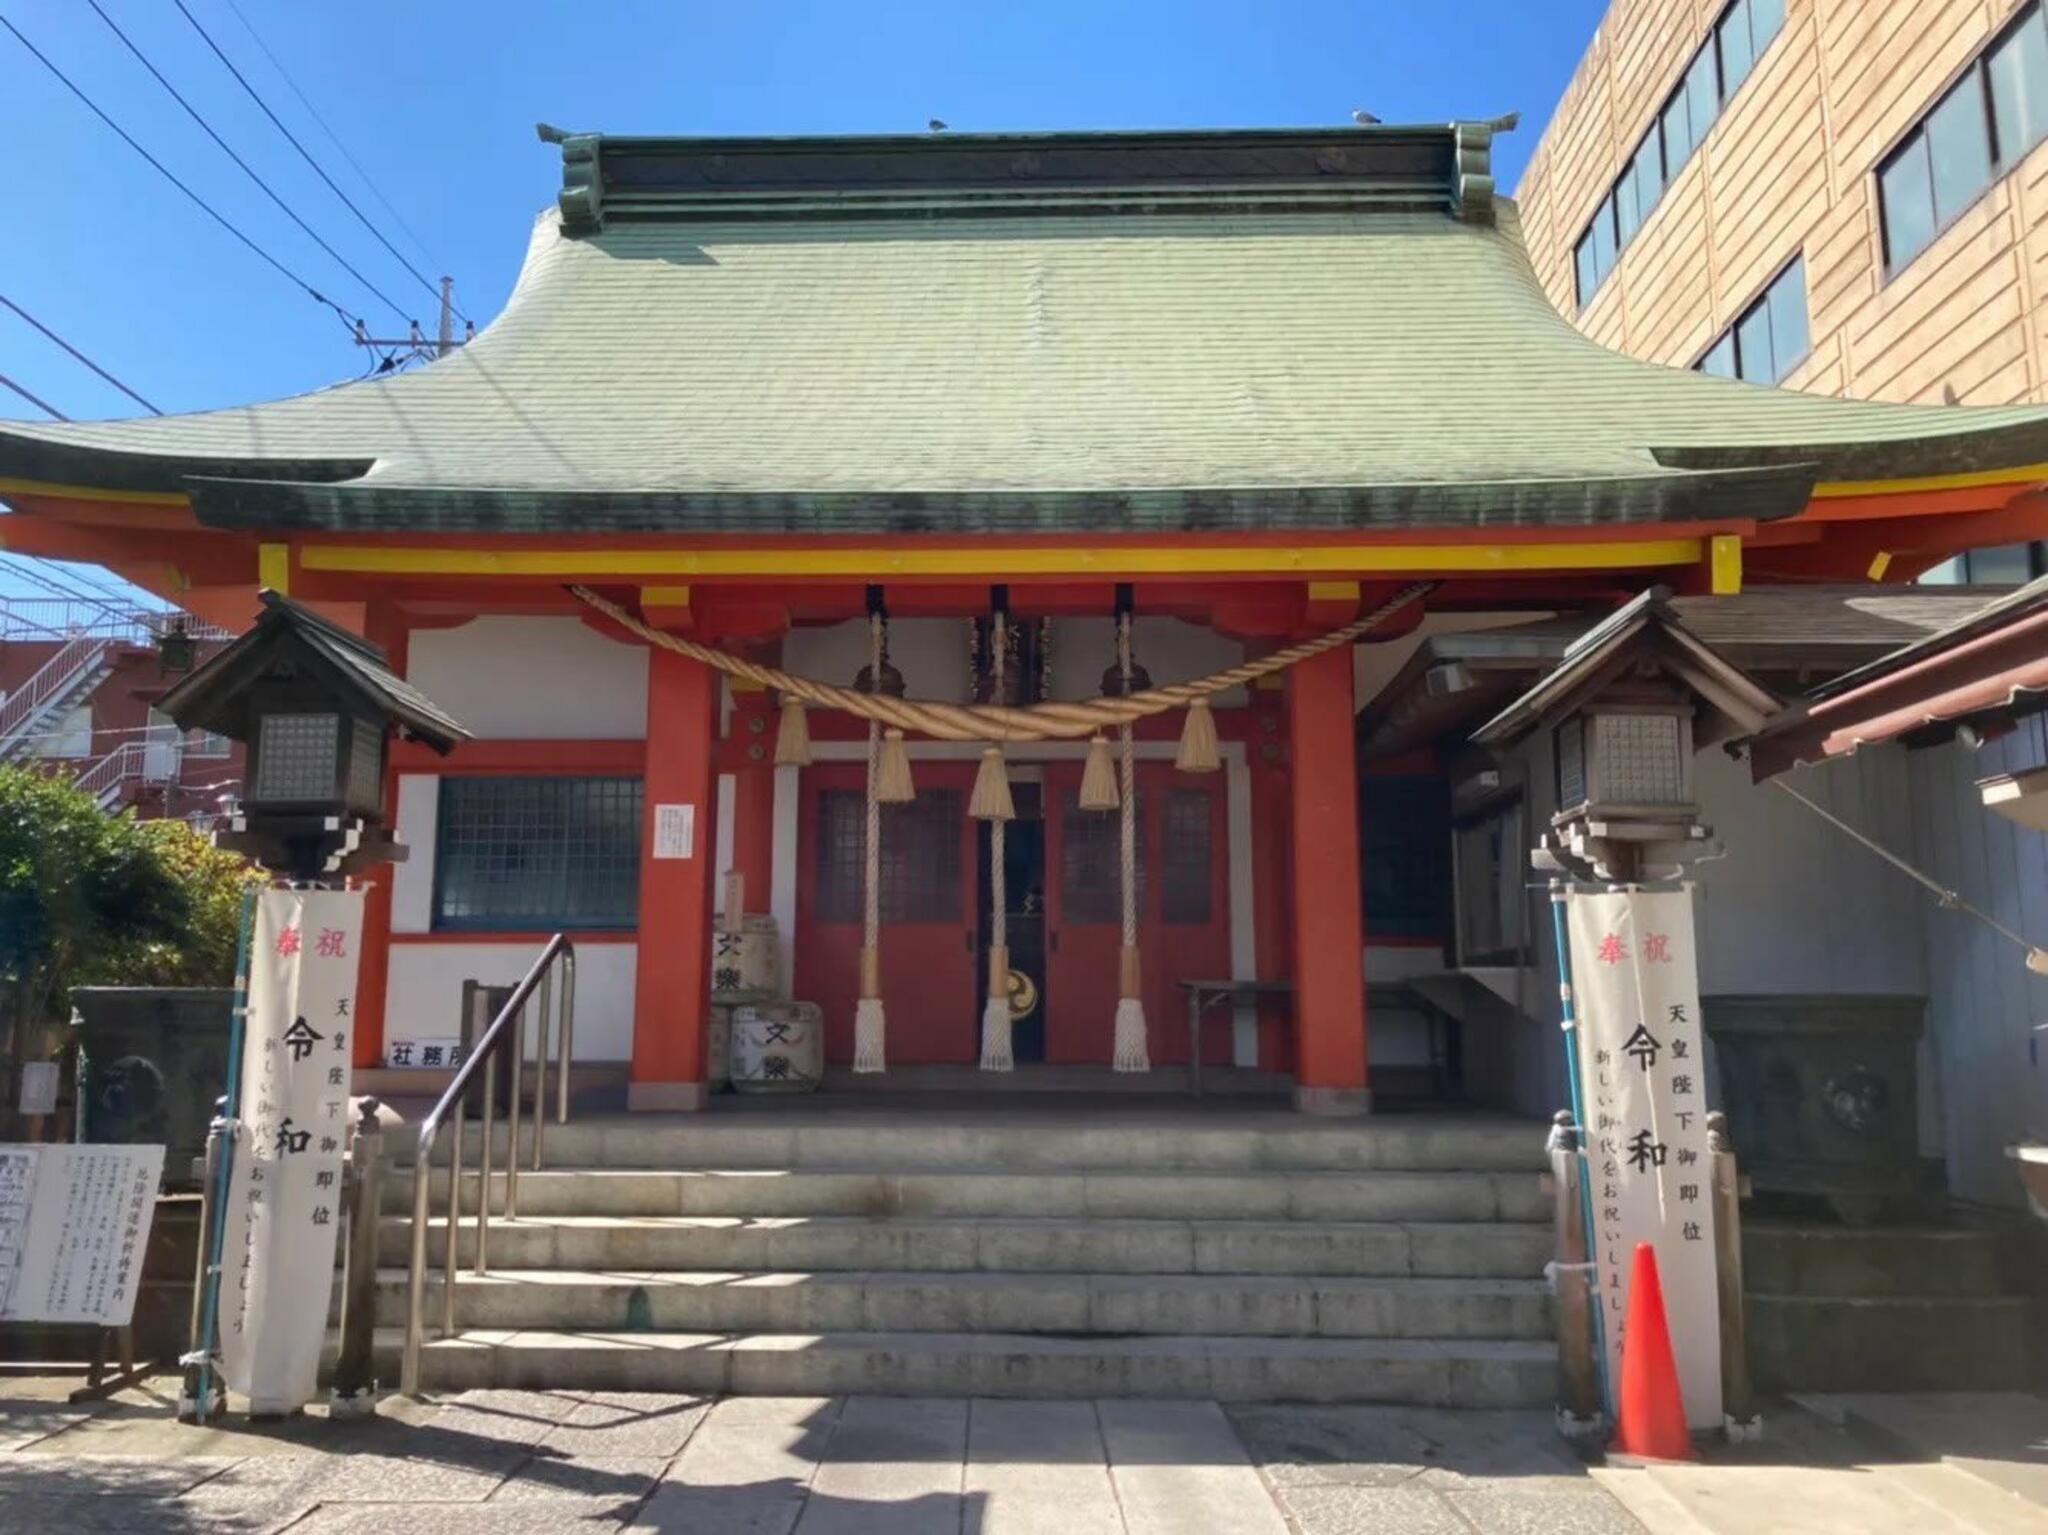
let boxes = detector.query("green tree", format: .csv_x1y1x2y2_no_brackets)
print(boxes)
0,765,257,1030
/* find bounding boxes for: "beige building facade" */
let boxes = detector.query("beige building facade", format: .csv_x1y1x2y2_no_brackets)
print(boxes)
1520,0,2048,492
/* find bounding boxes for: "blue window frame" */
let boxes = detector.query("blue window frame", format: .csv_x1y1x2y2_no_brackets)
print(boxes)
432,775,643,932
1572,0,1787,308
1880,4,2048,274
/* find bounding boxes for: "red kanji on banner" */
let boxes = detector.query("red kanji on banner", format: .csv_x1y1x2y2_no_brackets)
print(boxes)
1595,933,1626,965
314,928,348,959
1641,933,1672,964
273,926,302,958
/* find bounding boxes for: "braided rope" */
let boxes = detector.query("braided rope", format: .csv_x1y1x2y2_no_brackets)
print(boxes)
862,613,882,970
570,582,1433,742
989,615,1008,962
1118,613,1137,956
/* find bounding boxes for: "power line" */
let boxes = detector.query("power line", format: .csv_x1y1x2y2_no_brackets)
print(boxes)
0,10,366,333
0,294,161,415
218,0,441,276
0,372,67,420
171,0,471,324
82,0,410,326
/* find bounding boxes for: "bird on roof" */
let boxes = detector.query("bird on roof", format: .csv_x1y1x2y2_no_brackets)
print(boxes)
929,118,948,132
1351,109,1380,126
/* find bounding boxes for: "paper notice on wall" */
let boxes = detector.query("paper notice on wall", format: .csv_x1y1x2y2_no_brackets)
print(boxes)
653,803,695,859
218,886,363,1416
1566,886,1722,1430
0,1143,164,1327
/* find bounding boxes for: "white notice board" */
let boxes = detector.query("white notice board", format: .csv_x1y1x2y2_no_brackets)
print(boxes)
0,1143,164,1327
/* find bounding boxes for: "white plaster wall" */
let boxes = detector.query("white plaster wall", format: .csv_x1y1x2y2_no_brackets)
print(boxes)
1902,718,2048,1207
1693,747,1928,996
391,774,439,935
783,618,972,701
408,617,648,739
384,942,638,1062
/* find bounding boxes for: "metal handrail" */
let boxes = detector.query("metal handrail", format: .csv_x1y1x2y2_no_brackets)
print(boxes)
399,933,577,1396
0,629,106,754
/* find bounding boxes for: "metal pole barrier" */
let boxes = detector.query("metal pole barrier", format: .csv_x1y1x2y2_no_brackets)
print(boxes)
504,1003,523,1220
177,1108,229,1424
182,886,255,1425
1548,882,1612,1419
330,1097,383,1415
474,1052,496,1279
402,1124,432,1393
1546,1110,1602,1433
531,969,551,1173
1708,1110,1761,1438
557,948,575,1125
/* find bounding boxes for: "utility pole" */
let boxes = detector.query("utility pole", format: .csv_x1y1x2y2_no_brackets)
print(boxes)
352,277,474,371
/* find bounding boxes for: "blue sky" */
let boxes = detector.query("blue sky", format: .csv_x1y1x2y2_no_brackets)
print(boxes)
0,0,1604,600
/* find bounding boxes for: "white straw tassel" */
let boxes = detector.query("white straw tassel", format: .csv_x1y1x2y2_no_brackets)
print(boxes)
979,994,1014,1072
853,997,887,1073
1112,996,1150,1073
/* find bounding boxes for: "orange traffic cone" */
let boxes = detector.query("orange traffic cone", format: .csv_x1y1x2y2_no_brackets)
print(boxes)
1610,1241,1696,1462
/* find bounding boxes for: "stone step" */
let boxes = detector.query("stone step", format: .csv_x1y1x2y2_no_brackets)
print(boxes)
374,1327,1556,1405
389,1113,1544,1176
1747,1293,2031,1394
1743,1222,2005,1299
380,1166,1548,1224
380,1214,1552,1278
372,1267,1555,1339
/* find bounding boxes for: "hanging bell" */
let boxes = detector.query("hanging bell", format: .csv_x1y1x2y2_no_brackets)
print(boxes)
969,745,1015,821
1099,654,1153,697
1175,697,1221,774
773,695,813,767
1079,733,1120,810
876,727,916,804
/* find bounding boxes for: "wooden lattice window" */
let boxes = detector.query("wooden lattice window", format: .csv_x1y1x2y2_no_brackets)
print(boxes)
1160,789,1213,926
1060,790,1145,925
432,776,642,931
814,788,963,925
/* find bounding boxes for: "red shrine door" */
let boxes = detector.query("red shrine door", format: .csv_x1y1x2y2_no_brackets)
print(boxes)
1042,762,1232,1067
795,762,980,1064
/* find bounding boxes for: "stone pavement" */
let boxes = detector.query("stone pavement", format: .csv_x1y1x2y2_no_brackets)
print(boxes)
2,1377,2047,1533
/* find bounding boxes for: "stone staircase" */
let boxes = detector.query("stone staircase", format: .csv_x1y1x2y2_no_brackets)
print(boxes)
1744,1219,2033,1393
370,1106,1558,1403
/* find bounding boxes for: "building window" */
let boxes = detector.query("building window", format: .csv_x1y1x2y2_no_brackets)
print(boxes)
1454,792,1527,966
34,702,93,760
1159,790,1213,926
432,776,642,932
1919,541,2048,585
1059,790,1145,926
814,788,964,925
1694,256,1808,383
1573,0,1787,307
1880,4,2048,273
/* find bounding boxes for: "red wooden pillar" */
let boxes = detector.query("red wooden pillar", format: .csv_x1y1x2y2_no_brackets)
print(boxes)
1286,644,1370,1114
630,646,719,1110
730,690,776,910
352,603,407,1070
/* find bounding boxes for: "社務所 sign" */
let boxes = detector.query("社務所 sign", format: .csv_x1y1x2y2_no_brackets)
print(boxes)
1567,886,1722,1430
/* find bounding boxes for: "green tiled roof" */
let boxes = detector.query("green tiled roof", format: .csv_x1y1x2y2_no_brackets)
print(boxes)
4,125,2047,535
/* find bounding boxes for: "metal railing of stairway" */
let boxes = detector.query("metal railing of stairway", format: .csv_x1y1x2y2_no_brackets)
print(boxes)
0,629,109,759
400,933,577,1396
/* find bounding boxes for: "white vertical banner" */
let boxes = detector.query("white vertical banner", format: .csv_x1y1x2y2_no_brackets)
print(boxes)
1566,886,1722,1430
219,887,365,1415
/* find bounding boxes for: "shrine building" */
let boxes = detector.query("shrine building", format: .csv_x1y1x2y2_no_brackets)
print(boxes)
4,122,2047,1116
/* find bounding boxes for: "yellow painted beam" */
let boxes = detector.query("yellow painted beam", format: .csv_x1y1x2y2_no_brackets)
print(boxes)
300,538,1705,581
258,542,291,595
1306,579,1362,602
0,476,190,508
1709,534,1742,595
1867,550,1894,581
639,584,692,607
1811,461,2048,498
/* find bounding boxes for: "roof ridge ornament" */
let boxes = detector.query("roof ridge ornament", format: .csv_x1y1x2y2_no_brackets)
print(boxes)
1451,116,1513,225
556,131,604,235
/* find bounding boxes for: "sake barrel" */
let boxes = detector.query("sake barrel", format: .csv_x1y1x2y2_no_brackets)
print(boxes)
707,1004,733,1093
711,915,781,1004
729,1001,824,1094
